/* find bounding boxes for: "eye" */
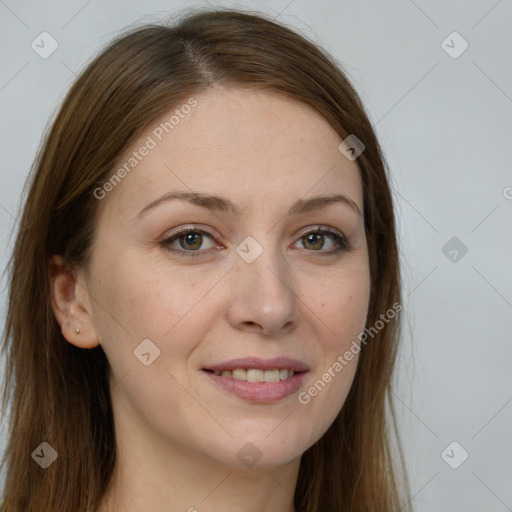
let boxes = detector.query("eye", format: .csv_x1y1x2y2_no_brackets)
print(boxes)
159,224,351,258
293,226,350,254
160,226,221,257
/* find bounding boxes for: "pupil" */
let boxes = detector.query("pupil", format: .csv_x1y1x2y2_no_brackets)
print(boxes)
305,233,324,250
180,232,202,250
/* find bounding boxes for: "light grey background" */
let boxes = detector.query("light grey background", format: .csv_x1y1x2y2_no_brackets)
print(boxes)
1,1,511,510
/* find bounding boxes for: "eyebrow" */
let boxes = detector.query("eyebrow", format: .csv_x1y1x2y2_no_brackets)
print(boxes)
136,190,363,219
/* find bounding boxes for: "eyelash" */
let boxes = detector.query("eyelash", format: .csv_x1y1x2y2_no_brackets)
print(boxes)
159,224,351,258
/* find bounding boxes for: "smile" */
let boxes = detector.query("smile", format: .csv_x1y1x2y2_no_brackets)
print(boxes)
208,368,296,382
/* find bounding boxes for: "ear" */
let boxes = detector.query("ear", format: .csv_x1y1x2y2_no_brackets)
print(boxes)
48,255,100,349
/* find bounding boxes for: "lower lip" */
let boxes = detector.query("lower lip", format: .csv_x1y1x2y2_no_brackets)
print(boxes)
203,370,308,403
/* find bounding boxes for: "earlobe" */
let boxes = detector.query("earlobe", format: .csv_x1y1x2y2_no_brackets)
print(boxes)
48,255,100,349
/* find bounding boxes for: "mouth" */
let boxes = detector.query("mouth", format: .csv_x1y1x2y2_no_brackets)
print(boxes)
203,367,300,382
202,357,309,403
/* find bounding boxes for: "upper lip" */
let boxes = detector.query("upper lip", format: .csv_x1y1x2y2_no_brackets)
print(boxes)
204,357,309,372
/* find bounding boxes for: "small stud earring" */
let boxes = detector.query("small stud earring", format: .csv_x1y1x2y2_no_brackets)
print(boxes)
75,327,81,334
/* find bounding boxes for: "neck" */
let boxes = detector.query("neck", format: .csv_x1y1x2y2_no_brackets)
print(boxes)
98,450,298,512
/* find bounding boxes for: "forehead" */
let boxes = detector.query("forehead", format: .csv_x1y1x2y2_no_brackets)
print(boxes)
96,86,364,222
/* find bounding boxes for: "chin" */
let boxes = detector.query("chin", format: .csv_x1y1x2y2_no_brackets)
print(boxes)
202,428,311,470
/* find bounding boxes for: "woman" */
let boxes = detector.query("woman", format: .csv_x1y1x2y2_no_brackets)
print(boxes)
1,8,409,511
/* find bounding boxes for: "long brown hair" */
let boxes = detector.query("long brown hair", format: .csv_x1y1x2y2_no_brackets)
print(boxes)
1,8,409,511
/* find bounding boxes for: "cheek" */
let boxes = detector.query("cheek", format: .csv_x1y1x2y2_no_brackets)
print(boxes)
315,264,371,350
88,256,222,432
295,265,369,433
87,248,224,384
90,246,222,337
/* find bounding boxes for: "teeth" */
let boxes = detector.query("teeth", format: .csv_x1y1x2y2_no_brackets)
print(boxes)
264,369,280,382
247,369,263,382
232,368,247,381
211,368,296,382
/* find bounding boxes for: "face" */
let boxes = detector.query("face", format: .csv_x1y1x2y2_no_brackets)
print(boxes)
77,87,370,469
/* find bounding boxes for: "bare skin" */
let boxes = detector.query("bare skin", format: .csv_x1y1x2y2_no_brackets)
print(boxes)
50,86,370,512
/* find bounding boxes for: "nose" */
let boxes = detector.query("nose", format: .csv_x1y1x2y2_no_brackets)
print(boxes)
226,243,300,336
